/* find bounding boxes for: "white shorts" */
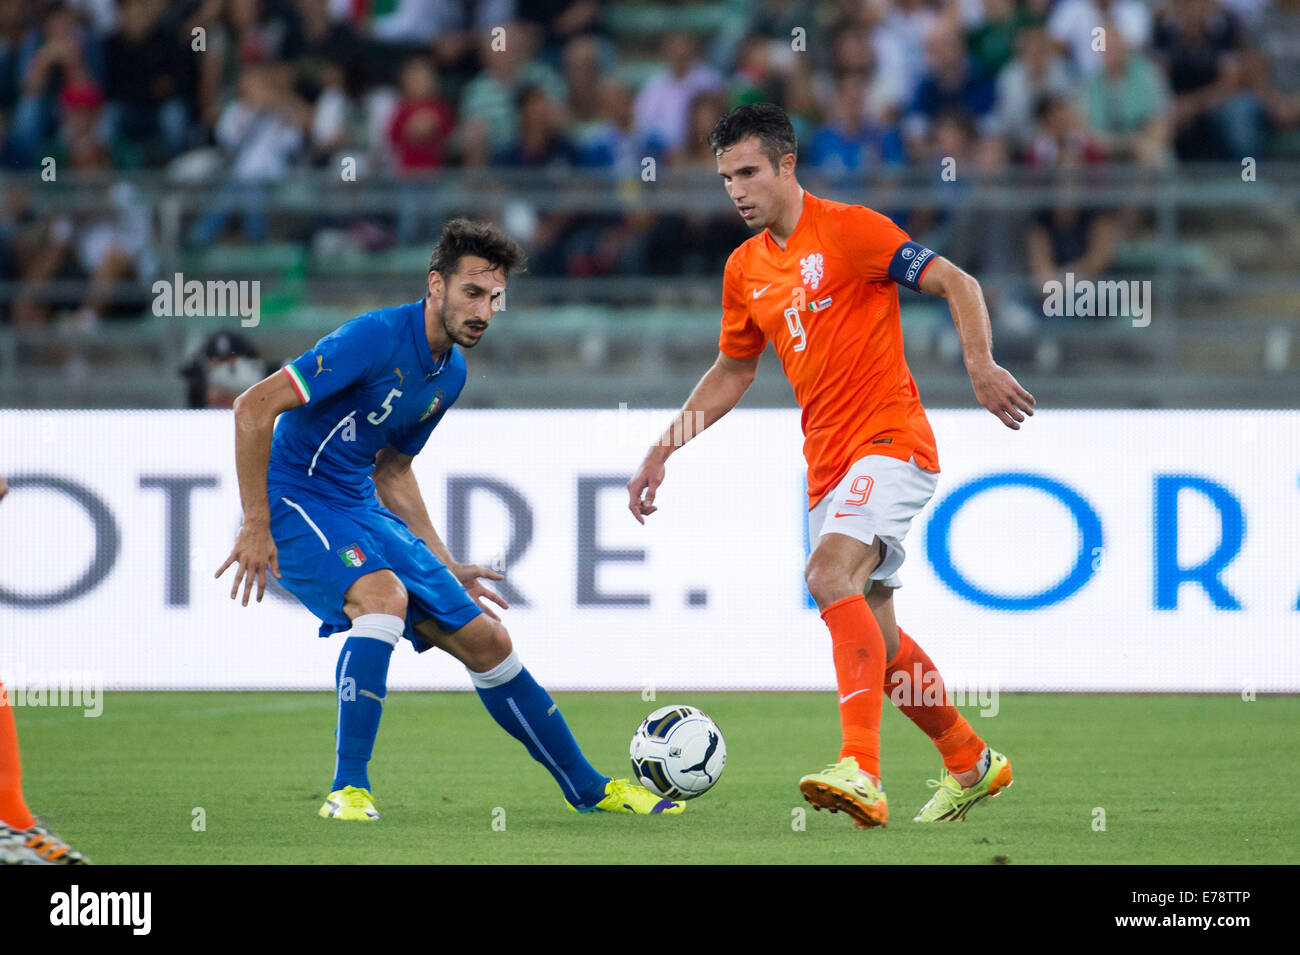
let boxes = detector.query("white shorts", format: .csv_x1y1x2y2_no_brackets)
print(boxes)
807,455,940,589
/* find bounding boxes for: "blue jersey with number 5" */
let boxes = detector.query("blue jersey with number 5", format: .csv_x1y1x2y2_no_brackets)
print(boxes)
268,300,466,503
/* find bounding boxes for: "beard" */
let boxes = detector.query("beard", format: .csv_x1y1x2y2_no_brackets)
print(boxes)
441,298,487,347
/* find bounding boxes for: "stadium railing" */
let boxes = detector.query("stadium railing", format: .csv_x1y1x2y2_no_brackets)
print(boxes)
0,163,1296,409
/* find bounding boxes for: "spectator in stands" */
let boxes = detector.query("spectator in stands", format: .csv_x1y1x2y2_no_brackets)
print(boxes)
561,32,604,127
493,84,584,273
575,77,664,175
0,185,40,325
1026,93,1107,167
967,0,1036,80
368,0,516,94
751,0,829,59
308,62,352,166
991,22,1074,159
517,0,605,66
0,0,29,116
1082,29,1172,166
1047,0,1151,78
904,19,997,154
817,25,905,128
640,89,748,276
906,108,982,246
387,56,456,245
456,20,565,166
388,56,455,174
12,172,156,341
1153,0,1266,160
867,0,940,116
202,0,301,118
185,62,307,246
807,69,906,180
731,33,782,108
632,31,724,155
103,0,194,165
562,76,663,276
5,1,104,169
180,330,271,409
1249,0,1300,145
1025,182,1124,369
492,83,577,168
291,0,368,94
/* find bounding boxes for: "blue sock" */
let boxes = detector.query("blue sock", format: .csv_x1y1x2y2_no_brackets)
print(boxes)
331,614,402,792
471,652,609,809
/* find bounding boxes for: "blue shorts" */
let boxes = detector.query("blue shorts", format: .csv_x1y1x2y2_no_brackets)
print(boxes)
267,487,483,651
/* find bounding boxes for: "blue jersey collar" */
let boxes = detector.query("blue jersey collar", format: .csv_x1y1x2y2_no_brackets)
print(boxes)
410,299,452,379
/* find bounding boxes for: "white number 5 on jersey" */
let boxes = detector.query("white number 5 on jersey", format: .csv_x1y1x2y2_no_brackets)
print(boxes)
367,388,403,425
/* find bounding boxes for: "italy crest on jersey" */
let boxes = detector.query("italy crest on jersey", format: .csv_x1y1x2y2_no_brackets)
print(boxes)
338,544,367,567
800,252,824,291
419,389,445,423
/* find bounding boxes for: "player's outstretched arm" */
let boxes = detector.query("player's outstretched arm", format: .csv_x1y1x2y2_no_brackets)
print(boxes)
373,446,509,620
216,370,302,605
627,350,759,524
919,257,1036,430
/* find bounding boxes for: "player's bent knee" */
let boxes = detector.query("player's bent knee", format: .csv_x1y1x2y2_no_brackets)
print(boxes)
344,570,409,619
805,559,874,610
476,618,514,671
453,614,514,673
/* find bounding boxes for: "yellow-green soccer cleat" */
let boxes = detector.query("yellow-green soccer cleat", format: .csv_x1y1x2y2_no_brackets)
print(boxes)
318,785,380,821
799,756,888,829
913,748,1014,822
568,779,684,815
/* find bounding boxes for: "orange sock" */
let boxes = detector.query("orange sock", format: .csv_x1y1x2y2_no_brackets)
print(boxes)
885,629,985,775
0,682,36,830
822,594,885,780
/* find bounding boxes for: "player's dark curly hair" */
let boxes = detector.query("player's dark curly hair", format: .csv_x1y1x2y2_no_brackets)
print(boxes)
428,218,527,279
709,103,797,173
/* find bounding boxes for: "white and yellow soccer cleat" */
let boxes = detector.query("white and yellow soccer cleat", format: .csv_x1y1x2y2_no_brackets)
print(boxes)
318,785,380,821
913,748,1013,822
799,756,888,829
0,822,90,864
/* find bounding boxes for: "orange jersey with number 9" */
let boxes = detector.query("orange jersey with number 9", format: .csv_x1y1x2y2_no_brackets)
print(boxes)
718,191,940,509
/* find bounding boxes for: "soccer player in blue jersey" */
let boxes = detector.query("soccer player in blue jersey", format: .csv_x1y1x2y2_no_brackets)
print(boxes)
216,219,681,820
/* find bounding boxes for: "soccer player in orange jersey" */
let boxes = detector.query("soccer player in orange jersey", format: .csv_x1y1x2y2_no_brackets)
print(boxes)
627,104,1036,829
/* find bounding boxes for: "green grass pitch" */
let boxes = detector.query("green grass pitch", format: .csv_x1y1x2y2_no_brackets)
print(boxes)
15,692,1298,864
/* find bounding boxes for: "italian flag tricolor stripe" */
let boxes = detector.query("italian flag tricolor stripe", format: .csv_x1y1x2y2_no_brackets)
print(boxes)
282,364,311,403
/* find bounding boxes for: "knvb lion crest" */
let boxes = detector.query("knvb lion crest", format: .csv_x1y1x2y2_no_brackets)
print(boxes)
800,252,824,291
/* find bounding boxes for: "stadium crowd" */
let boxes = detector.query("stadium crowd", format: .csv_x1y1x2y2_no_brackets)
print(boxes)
1,0,1297,342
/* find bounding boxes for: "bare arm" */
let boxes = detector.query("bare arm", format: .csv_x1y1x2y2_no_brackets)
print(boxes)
1026,223,1057,288
215,370,301,604
373,446,508,620
627,350,759,523
919,257,1036,430
373,447,455,564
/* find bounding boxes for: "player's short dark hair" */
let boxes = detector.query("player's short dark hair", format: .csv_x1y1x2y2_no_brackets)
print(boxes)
428,218,526,280
709,103,797,172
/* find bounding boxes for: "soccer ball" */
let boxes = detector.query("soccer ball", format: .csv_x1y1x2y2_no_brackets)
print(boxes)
629,705,726,800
